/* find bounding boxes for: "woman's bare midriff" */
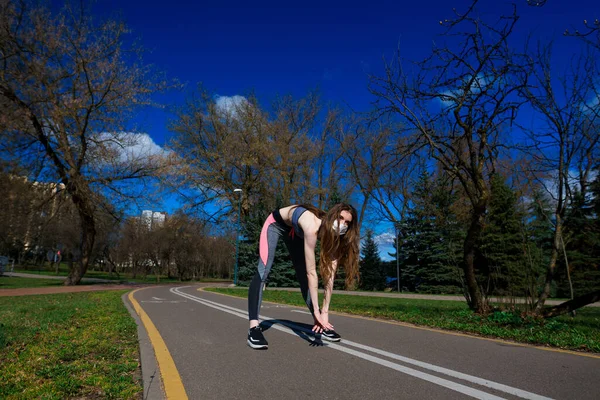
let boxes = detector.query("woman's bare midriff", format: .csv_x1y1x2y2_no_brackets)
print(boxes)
278,205,321,236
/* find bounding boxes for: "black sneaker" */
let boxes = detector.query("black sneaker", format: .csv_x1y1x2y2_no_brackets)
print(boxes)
320,329,341,342
247,326,268,349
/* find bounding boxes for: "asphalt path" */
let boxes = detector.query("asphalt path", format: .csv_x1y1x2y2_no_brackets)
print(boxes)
4,271,116,282
128,285,600,400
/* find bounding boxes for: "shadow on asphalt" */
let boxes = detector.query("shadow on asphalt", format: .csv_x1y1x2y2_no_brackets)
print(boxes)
260,319,325,347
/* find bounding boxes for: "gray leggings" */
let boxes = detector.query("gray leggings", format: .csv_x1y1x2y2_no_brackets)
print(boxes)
247,212,314,321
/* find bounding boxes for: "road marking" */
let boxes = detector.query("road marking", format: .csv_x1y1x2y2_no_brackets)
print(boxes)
152,297,165,300
172,287,553,400
200,287,600,360
340,339,549,399
129,288,188,400
326,310,600,360
141,300,186,303
291,310,311,314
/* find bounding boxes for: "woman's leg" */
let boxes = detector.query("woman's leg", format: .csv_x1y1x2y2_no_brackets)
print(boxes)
248,214,284,327
285,237,315,316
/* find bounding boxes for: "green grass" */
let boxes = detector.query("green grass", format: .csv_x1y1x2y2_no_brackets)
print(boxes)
0,275,113,289
14,266,129,281
0,291,142,399
208,287,600,353
0,276,66,289
14,266,232,284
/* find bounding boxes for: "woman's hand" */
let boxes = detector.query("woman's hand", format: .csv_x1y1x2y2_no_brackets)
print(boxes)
312,311,334,333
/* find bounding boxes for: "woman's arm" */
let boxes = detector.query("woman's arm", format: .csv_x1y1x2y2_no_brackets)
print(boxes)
321,259,337,313
304,232,333,332
303,233,322,313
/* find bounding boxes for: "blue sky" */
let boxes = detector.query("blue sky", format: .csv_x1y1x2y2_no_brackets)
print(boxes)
95,0,598,145
90,0,598,258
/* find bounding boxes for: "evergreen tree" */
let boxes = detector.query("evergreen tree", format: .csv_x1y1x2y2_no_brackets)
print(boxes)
524,189,555,298
479,174,527,296
397,171,463,294
326,187,344,210
396,171,435,292
360,229,385,290
559,172,600,297
236,201,296,287
425,175,464,294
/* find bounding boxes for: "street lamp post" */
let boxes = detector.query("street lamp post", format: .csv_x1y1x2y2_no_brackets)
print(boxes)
233,188,242,285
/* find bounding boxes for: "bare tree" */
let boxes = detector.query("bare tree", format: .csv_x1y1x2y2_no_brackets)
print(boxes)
0,1,171,284
337,117,409,228
169,89,272,220
565,19,600,50
529,0,599,50
267,92,323,203
314,108,343,209
114,217,147,278
517,42,600,316
168,88,330,220
162,213,233,280
369,2,528,312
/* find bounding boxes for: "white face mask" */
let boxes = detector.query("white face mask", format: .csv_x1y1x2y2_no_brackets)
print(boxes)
332,219,348,235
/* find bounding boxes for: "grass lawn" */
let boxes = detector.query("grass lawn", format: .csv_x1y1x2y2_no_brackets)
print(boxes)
13,266,231,284
0,291,141,399
207,287,600,353
0,276,65,289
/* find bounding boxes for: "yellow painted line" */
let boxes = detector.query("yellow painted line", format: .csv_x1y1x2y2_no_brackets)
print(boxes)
128,288,188,400
198,286,600,359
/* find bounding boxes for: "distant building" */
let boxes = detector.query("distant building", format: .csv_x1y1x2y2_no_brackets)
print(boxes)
141,210,167,230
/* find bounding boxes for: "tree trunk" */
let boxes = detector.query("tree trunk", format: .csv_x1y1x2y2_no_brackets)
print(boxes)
543,290,600,318
534,218,562,314
64,183,96,286
463,204,487,313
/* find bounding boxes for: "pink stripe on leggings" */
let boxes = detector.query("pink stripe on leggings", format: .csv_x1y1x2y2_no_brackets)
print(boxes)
259,214,276,266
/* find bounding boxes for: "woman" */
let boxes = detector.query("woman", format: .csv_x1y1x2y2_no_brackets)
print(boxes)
247,203,360,349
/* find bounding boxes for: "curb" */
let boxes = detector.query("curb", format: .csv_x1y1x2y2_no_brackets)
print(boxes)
122,291,165,400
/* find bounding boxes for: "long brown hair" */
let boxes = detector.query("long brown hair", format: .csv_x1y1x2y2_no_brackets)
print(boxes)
293,203,360,289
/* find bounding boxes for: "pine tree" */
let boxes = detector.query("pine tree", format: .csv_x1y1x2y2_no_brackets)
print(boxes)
524,189,555,298
237,202,268,286
396,171,435,292
397,171,463,294
327,189,344,209
236,201,296,287
559,171,600,297
360,229,385,290
479,174,527,296
424,175,464,294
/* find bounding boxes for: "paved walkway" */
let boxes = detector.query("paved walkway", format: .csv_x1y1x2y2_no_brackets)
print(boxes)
1,272,598,307
0,272,145,297
0,283,144,297
3,271,117,283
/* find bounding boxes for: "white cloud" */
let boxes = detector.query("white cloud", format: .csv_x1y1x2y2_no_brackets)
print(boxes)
540,168,597,203
374,232,396,246
117,132,165,162
91,132,169,163
373,232,397,261
438,73,490,106
215,95,248,119
582,92,599,115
